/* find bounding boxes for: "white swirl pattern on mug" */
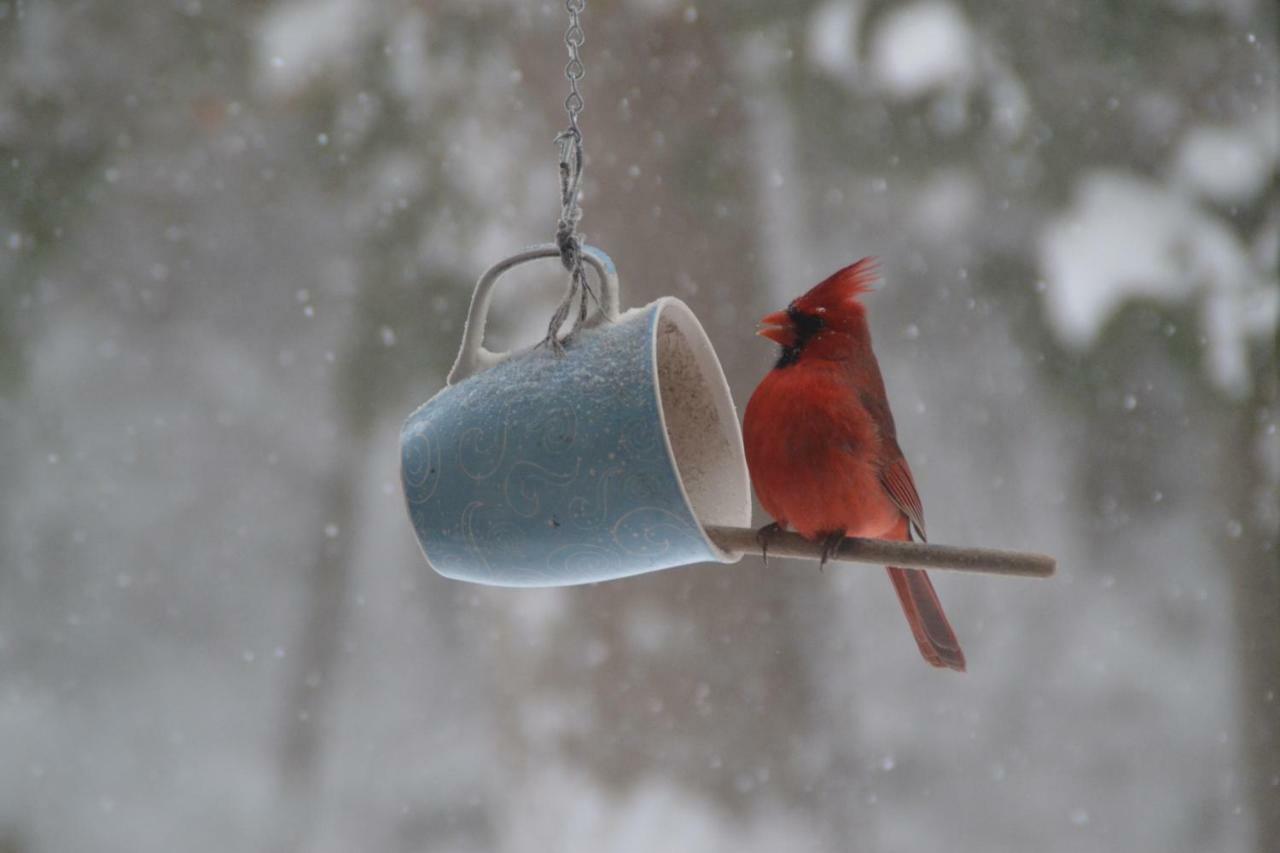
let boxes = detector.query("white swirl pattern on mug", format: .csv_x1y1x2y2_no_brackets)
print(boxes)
462,500,526,574
534,406,578,457
567,466,624,529
621,470,664,505
402,422,441,503
458,417,509,480
504,458,582,518
611,506,704,557
546,543,623,580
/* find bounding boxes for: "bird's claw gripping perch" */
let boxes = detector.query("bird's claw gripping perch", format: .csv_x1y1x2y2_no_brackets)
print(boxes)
756,522,782,567
819,531,845,572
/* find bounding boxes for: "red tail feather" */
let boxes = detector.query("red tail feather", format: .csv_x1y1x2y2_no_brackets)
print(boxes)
886,567,966,671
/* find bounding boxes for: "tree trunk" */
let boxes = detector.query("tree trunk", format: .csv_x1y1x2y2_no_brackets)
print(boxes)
1228,372,1280,853
268,450,362,853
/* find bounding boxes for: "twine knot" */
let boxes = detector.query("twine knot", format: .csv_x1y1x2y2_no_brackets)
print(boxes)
542,128,593,354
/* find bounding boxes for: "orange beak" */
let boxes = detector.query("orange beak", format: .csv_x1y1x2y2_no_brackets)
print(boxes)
756,309,796,347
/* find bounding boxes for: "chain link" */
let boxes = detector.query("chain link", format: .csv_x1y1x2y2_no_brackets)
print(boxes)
563,0,586,137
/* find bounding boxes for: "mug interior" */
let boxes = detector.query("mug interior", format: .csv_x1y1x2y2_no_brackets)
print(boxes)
653,300,752,550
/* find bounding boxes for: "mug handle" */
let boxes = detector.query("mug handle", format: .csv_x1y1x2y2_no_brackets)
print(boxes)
447,243,620,385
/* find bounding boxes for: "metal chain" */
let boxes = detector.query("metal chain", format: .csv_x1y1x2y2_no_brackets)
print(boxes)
563,0,586,138
543,0,592,354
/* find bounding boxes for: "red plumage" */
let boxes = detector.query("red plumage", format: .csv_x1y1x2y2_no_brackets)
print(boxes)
743,259,966,671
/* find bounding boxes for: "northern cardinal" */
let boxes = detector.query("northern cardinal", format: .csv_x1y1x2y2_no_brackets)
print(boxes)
743,259,966,671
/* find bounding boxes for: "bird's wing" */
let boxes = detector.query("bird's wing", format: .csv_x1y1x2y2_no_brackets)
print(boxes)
855,385,927,540
880,455,927,542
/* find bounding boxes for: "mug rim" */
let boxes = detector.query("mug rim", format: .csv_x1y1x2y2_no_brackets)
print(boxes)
641,296,752,563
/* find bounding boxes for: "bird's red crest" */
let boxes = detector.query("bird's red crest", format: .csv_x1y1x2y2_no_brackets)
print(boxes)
791,257,879,314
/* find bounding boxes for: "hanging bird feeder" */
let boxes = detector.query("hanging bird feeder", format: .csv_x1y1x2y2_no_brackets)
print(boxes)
402,242,754,585
400,2,1055,588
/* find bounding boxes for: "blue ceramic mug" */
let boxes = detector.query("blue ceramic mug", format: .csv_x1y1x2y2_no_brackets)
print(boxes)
401,244,750,586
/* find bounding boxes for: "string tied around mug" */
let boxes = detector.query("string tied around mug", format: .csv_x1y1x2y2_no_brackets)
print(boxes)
543,0,596,354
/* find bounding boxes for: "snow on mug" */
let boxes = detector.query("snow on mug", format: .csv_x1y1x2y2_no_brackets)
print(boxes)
400,244,751,586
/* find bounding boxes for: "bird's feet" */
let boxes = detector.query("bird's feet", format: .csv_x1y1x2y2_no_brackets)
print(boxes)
756,522,783,567
818,531,847,572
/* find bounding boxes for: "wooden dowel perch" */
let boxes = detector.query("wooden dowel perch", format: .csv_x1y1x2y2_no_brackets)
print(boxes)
704,526,1056,578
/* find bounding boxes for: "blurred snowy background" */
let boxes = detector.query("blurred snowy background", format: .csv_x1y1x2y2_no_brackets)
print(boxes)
1,1,1276,851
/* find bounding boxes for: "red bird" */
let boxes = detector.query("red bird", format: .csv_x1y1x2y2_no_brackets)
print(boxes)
743,259,966,671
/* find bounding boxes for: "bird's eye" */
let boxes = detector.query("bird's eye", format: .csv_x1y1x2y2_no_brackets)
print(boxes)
788,307,824,337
